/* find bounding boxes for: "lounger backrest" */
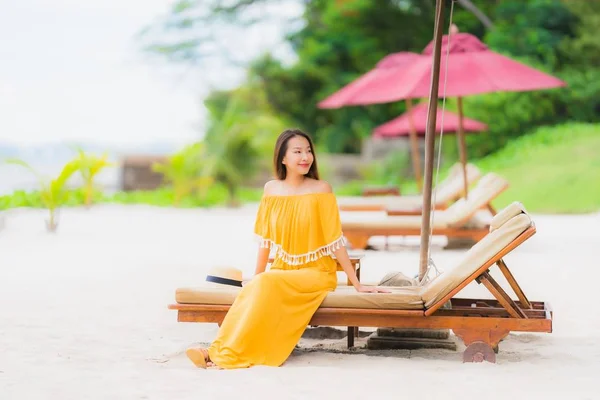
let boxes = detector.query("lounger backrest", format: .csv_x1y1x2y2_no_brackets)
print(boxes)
434,163,481,204
489,201,528,232
443,173,509,227
419,203,532,308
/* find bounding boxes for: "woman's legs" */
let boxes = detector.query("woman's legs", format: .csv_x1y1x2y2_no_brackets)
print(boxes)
195,268,336,369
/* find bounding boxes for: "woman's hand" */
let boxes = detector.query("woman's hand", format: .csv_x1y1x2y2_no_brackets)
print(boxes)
355,284,391,293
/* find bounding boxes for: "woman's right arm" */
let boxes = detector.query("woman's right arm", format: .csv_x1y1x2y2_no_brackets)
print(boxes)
254,180,276,276
254,245,271,275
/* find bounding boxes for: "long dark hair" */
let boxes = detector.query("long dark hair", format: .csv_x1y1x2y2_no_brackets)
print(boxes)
273,129,320,180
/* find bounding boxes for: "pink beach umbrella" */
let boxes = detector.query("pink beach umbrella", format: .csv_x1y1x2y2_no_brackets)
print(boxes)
319,52,428,190
319,29,566,196
346,30,566,196
374,102,487,138
318,52,422,109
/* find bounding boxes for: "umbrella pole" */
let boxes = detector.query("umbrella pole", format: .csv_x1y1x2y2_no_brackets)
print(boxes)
456,96,469,198
406,98,423,193
419,0,446,281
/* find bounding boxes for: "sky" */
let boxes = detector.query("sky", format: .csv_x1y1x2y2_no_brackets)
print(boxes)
0,0,300,148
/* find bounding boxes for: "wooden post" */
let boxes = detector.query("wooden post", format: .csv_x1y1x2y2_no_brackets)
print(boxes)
419,0,446,280
406,98,423,193
456,97,469,198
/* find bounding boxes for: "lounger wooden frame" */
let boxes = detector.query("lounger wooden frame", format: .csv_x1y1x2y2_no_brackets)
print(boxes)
386,203,498,217
344,225,490,250
340,202,452,213
168,225,552,363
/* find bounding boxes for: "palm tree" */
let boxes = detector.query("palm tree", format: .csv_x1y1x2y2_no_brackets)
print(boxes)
72,148,113,207
202,94,283,207
152,142,213,206
4,158,79,232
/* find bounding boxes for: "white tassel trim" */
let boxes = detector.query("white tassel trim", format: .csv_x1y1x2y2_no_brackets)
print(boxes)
255,234,347,266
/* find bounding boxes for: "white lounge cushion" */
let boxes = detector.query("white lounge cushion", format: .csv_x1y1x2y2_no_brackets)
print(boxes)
490,201,527,232
420,212,533,308
176,284,424,310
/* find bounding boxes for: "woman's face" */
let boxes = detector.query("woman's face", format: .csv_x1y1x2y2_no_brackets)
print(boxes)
282,135,314,177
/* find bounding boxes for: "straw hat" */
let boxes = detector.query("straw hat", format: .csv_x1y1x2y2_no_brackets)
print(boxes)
378,271,417,287
205,266,243,288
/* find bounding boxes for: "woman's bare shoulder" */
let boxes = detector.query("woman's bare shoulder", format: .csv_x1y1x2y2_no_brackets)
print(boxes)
306,179,333,194
263,179,333,196
263,180,280,195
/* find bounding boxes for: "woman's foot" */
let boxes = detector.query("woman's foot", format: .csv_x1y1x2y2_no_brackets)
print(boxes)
185,347,222,369
186,347,209,368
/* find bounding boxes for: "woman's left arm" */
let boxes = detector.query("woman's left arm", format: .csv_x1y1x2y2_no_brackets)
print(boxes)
333,247,390,293
317,181,389,293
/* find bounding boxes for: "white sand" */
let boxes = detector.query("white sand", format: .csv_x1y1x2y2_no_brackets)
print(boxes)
0,204,598,399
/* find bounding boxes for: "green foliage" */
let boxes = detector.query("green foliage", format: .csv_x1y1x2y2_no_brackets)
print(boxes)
558,1,600,68
136,4,596,200
109,184,263,208
250,1,440,153
484,0,579,69
141,1,462,153
139,0,599,162
360,150,409,186
203,80,288,157
151,142,213,206
0,190,44,210
71,148,113,207
459,81,559,158
0,184,263,211
201,88,287,205
2,158,80,231
553,67,600,123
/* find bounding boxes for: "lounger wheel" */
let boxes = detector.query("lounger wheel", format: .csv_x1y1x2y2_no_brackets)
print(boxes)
463,341,496,363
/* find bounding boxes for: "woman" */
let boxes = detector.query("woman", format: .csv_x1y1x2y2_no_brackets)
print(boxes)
186,128,389,369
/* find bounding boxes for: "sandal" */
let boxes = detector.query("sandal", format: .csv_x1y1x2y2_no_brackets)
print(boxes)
186,347,209,369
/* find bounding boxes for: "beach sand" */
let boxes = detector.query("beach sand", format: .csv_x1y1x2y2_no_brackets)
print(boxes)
0,204,598,399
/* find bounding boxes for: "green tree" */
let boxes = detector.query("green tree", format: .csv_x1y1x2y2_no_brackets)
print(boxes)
559,0,600,68
140,0,597,162
202,85,287,206
484,0,579,69
139,1,484,153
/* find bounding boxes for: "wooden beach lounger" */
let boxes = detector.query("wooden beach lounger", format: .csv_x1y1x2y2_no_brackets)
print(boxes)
341,173,509,249
337,163,481,212
168,202,552,363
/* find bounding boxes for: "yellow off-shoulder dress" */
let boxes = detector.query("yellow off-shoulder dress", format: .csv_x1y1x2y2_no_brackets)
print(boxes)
207,192,346,369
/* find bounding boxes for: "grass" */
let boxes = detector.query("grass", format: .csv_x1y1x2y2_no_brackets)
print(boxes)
474,123,600,214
